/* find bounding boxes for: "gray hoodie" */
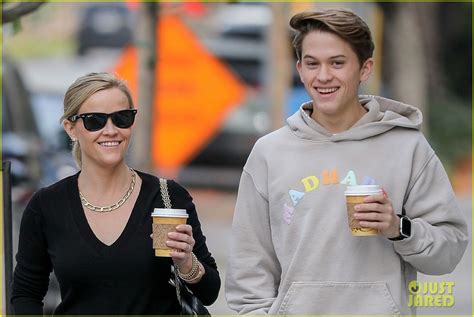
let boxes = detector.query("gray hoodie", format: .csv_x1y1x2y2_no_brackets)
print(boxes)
225,95,468,315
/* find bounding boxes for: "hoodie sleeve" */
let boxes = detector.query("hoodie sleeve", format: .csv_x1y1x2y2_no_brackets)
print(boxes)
225,169,281,314
393,153,468,275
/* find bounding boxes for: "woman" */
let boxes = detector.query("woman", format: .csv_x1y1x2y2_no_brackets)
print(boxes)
225,9,467,315
11,72,220,314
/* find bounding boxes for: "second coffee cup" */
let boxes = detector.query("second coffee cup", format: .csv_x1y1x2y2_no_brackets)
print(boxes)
344,185,382,236
151,208,188,257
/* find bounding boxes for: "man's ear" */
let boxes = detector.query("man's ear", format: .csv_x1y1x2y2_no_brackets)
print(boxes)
359,58,374,82
296,60,304,84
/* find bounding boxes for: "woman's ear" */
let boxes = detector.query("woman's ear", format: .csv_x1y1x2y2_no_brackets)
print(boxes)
359,58,374,82
63,119,77,142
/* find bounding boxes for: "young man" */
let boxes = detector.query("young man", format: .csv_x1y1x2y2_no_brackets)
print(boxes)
225,9,468,315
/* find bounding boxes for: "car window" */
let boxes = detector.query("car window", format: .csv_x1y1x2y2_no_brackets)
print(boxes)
220,57,261,88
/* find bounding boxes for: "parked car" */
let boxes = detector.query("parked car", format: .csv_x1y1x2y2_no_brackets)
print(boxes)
2,56,42,203
178,4,307,188
176,33,271,188
2,56,76,314
29,92,78,184
76,3,134,55
193,36,270,167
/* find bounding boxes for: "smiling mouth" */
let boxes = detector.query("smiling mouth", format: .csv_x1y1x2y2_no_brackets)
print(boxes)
99,141,121,147
316,87,339,94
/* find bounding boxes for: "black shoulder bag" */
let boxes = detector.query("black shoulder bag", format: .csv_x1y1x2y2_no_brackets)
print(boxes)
159,178,211,316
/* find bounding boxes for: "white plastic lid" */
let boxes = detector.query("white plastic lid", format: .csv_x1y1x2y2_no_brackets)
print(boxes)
344,185,382,196
151,208,188,218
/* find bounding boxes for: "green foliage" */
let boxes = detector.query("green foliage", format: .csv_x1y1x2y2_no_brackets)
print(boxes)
428,95,472,171
438,2,472,104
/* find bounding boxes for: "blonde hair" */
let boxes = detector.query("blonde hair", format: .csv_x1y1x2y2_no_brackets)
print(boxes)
61,72,134,168
290,9,374,66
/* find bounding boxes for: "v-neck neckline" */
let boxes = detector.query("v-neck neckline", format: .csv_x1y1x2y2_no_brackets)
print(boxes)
69,170,151,256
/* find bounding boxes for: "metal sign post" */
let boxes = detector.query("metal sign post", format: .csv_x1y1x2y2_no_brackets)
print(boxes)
2,161,13,315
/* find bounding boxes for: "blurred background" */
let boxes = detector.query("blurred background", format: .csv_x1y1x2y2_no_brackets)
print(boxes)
1,1,471,315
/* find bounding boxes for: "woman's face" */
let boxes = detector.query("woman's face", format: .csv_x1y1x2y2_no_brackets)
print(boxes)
64,87,134,169
296,30,373,118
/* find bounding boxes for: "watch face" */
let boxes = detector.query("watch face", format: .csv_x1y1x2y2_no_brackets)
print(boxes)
401,217,411,237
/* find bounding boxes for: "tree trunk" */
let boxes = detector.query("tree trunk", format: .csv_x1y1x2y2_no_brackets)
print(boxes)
131,2,157,173
381,3,440,134
267,2,292,130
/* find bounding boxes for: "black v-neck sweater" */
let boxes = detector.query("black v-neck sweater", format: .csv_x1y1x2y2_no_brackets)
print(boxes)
11,171,220,315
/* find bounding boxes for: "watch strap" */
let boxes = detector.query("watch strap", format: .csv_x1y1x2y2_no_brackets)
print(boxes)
389,214,409,241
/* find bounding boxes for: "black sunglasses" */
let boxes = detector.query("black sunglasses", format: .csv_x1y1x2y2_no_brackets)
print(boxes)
68,109,137,132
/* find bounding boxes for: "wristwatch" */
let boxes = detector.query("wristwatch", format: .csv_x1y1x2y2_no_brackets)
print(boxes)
389,214,412,241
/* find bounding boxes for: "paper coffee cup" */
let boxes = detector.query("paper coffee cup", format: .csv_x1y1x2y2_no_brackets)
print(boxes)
344,185,382,236
151,208,188,257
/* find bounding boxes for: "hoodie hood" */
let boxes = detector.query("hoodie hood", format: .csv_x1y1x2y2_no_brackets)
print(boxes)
287,95,423,142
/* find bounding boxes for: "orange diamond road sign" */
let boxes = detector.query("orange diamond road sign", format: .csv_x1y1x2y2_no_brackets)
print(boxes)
113,15,246,169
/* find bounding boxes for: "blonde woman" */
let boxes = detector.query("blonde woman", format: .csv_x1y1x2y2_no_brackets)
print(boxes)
12,72,220,314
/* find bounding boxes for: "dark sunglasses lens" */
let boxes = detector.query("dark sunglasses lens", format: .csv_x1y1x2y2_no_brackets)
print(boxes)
111,110,136,128
83,114,107,131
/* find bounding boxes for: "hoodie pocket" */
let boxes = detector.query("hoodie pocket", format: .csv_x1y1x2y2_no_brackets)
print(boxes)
277,281,401,315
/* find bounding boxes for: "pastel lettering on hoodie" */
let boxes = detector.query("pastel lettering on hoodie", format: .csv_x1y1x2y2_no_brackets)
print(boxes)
301,176,320,192
340,170,358,186
289,190,305,206
283,203,295,225
322,169,339,185
284,169,377,225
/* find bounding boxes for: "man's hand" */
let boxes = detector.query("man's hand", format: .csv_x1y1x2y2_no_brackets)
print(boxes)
353,190,401,239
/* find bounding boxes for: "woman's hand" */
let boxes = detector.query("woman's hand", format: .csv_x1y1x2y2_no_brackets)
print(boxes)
353,190,400,239
166,224,195,272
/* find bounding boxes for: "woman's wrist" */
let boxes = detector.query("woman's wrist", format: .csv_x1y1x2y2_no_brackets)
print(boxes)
177,253,194,274
177,253,205,284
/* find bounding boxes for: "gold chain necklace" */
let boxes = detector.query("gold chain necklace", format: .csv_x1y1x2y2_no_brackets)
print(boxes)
79,169,136,213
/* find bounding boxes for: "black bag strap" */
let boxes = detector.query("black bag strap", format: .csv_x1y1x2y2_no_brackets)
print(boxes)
161,178,210,316
170,265,184,307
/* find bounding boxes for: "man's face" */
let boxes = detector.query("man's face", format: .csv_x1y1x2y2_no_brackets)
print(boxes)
296,30,372,118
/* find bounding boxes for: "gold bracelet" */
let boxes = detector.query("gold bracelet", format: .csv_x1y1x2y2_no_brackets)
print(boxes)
177,253,199,280
181,261,205,284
